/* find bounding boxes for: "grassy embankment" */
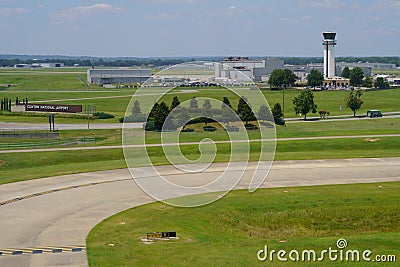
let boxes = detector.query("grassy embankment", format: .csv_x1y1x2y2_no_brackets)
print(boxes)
87,182,400,267
1,133,399,184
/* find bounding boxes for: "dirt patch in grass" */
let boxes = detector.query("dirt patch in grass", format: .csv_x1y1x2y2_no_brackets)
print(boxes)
365,137,381,142
0,160,5,167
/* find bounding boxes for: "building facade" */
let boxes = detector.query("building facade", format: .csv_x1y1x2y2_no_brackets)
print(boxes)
215,57,284,82
87,68,152,84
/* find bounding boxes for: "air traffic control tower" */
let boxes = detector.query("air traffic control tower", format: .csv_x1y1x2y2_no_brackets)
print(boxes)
322,32,337,78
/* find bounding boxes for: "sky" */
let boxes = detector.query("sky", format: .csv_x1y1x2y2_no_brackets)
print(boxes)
0,0,399,57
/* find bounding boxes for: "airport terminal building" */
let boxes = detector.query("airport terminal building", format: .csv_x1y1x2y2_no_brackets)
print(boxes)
215,57,284,82
87,68,152,85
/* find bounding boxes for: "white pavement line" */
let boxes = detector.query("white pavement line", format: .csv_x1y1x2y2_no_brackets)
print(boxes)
0,246,86,257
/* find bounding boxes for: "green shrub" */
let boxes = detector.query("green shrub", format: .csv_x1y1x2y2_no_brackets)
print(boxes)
274,117,286,126
203,125,217,132
93,112,114,119
119,113,147,123
245,123,259,130
181,128,194,132
144,120,156,131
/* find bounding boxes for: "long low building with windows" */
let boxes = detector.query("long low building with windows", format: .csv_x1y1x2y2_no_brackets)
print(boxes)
87,68,152,84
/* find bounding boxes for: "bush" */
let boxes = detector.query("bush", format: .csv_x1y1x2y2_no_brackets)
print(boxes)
245,123,259,130
144,120,156,131
203,126,217,132
181,128,194,132
318,110,330,119
119,113,148,123
186,117,217,125
274,117,286,126
93,112,114,119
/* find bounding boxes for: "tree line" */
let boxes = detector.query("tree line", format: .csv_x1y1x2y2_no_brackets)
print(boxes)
270,67,392,89
292,89,365,119
1,56,399,68
0,58,191,68
284,57,400,67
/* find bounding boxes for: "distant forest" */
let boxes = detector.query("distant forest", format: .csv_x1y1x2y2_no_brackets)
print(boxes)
284,57,400,66
0,55,399,67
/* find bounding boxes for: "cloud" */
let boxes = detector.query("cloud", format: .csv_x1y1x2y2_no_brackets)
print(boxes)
144,13,180,20
335,17,345,23
280,18,298,24
280,15,312,24
354,15,383,23
205,5,243,17
362,27,400,35
372,0,400,10
52,3,123,23
295,0,344,9
0,7,29,16
145,0,197,3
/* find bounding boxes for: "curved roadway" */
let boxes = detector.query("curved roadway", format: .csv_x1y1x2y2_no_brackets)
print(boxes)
0,158,399,266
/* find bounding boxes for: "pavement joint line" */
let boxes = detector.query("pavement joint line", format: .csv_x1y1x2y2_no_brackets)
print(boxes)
0,246,86,257
0,178,131,207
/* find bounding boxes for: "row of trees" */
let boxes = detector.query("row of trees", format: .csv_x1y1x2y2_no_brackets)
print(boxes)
340,67,364,86
124,96,284,131
144,96,260,131
2,56,398,68
284,57,400,67
268,69,297,89
124,88,367,131
1,98,12,112
271,66,392,90
0,58,190,68
341,67,391,88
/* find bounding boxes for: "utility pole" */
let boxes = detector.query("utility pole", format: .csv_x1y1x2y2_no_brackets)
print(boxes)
85,105,96,130
282,88,285,119
87,105,91,130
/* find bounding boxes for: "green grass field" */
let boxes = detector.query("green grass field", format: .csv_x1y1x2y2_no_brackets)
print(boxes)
1,83,400,121
0,89,400,121
0,118,399,184
87,182,399,266
1,136,400,184
1,117,399,150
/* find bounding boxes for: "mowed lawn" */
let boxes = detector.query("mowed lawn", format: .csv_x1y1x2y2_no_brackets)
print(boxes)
0,73,90,90
1,87,400,122
1,136,400,184
260,88,400,118
87,182,400,267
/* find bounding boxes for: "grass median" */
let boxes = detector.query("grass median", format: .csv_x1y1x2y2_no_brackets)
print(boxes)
87,182,400,266
1,136,400,185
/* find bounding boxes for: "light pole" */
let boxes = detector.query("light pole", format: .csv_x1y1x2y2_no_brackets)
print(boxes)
282,87,285,119
87,105,90,130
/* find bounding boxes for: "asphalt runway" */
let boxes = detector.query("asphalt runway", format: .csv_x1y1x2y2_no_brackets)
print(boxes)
0,158,399,266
